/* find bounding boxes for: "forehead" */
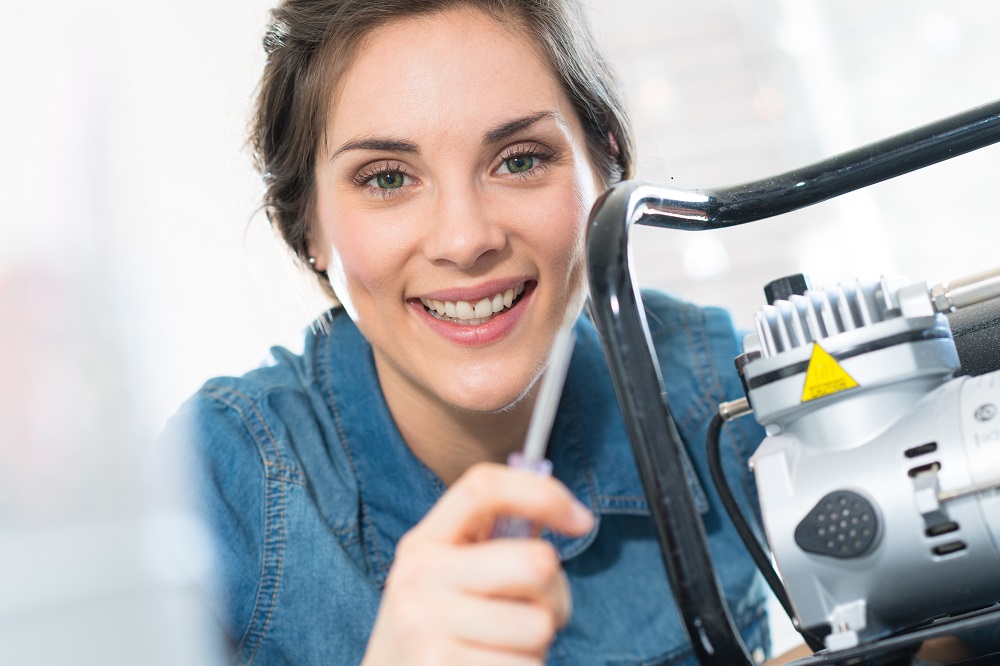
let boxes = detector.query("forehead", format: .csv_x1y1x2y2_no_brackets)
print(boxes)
326,8,578,146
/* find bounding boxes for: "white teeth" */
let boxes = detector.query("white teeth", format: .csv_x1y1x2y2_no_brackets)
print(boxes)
420,282,527,322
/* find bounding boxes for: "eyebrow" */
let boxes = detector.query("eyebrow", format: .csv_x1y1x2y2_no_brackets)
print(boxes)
331,138,419,160
483,111,560,145
330,111,562,160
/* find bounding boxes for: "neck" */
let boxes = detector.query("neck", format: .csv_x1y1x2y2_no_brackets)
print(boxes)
374,357,536,487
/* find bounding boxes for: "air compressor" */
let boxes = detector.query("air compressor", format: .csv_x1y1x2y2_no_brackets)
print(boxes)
742,270,1000,650
585,99,1000,665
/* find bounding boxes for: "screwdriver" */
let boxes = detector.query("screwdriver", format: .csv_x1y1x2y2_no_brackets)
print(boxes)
491,323,577,539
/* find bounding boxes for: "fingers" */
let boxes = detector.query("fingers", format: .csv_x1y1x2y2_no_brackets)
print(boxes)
399,642,544,666
443,540,572,627
390,532,571,626
363,463,588,665
445,594,561,656
368,542,570,665
366,608,546,666
378,555,567,659
417,462,594,544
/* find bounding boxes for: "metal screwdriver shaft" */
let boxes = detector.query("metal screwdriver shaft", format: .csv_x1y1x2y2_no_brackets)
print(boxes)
491,324,577,538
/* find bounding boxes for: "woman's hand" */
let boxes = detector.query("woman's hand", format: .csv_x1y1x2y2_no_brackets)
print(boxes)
361,462,595,665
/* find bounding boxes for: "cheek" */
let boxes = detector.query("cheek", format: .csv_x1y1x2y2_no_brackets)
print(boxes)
335,225,409,300
318,198,414,313
542,176,593,272
316,190,393,300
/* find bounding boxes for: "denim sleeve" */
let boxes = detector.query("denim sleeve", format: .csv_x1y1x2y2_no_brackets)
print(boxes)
159,389,266,655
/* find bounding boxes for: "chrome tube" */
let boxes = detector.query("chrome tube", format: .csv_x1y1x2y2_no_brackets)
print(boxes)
932,266,1000,313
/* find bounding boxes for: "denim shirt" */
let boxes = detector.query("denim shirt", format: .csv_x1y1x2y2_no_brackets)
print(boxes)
162,291,770,665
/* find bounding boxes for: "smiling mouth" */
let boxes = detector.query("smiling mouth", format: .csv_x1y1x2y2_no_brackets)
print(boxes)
419,282,528,325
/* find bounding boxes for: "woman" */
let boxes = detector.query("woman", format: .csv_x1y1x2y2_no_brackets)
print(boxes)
162,0,770,663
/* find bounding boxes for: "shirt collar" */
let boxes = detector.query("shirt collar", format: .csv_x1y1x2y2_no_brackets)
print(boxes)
316,310,649,587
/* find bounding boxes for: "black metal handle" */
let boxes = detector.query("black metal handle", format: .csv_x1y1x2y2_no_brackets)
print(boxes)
585,99,1000,666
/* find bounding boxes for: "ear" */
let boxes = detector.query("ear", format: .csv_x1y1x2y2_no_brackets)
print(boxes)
306,238,328,273
607,131,620,158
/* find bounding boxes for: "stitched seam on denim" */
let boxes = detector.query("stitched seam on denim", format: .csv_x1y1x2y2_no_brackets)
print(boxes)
597,494,648,514
202,385,304,485
417,458,447,496
700,309,730,408
598,494,647,501
596,492,649,514
241,475,288,665
640,647,693,666
680,305,718,434
408,434,448,517
197,388,290,663
315,319,387,582
599,508,650,517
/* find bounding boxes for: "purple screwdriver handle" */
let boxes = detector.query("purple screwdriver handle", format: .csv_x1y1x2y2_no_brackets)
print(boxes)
490,452,554,539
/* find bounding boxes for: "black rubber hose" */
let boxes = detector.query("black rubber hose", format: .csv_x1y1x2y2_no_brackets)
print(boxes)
706,412,826,653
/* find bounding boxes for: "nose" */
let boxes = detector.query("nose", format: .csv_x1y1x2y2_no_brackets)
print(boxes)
422,182,507,269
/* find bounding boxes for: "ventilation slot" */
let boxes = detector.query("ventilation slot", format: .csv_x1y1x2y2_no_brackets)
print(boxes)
925,522,960,538
932,541,967,557
905,442,938,458
908,462,941,478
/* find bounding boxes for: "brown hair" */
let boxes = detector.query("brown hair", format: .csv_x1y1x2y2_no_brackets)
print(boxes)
250,0,634,297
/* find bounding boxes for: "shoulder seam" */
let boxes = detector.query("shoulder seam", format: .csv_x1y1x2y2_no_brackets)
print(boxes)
197,385,298,661
201,384,305,485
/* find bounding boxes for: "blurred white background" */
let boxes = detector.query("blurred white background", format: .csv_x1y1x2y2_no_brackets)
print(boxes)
1,0,998,662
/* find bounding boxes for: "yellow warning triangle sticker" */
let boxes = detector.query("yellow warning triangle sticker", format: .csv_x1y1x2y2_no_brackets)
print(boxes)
801,344,859,402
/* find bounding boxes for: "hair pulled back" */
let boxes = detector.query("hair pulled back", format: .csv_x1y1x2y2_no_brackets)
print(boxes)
250,0,634,296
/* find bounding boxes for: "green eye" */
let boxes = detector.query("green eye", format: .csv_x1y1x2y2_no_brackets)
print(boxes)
375,172,404,189
504,155,534,174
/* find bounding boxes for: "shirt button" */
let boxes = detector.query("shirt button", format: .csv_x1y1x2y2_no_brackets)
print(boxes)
752,647,766,664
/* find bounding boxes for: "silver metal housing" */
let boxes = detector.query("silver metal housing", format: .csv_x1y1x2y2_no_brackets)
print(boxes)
744,277,1000,649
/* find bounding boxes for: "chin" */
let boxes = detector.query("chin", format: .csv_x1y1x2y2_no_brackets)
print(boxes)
440,377,534,415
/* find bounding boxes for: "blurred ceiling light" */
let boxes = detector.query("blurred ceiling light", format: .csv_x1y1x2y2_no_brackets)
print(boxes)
775,15,822,56
752,86,786,120
796,229,843,287
638,76,672,111
919,12,963,54
682,235,730,281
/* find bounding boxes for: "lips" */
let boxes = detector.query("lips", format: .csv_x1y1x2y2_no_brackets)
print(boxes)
419,282,526,325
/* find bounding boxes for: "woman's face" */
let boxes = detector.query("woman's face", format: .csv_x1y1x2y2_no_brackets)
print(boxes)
312,8,604,413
